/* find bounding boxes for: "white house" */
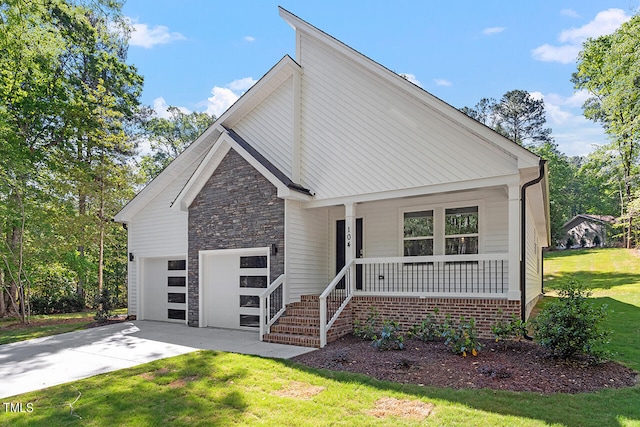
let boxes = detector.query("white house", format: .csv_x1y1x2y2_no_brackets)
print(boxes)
115,7,550,348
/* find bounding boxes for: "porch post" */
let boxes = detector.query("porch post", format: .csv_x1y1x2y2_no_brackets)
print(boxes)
508,184,521,300
345,203,356,290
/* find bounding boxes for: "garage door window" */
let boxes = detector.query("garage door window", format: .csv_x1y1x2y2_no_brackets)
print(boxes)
168,309,186,320
240,276,267,288
168,277,186,287
168,260,186,270
240,256,267,268
240,295,260,308
239,314,260,327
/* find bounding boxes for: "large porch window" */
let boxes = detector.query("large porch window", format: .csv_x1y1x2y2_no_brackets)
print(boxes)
403,205,479,256
445,206,479,255
403,210,434,256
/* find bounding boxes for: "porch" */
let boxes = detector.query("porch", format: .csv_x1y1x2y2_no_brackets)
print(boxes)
260,253,517,348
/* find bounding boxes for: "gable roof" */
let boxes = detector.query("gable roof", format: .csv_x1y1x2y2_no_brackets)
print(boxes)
278,7,541,171
171,127,312,212
563,214,616,231
115,55,303,223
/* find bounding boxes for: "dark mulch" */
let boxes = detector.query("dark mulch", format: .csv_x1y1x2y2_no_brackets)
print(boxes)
291,335,638,394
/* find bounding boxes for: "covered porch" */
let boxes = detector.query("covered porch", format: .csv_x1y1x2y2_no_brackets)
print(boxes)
259,181,531,348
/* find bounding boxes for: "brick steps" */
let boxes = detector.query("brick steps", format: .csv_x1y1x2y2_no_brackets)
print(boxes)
262,295,353,348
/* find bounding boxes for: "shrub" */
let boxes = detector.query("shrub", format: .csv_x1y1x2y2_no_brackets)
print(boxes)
94,286,119,323
407,310,440,342
441,315,482,357
533,280,611,361
353,307,379,340
372,319,404,351
491,314,528,346
30,293,85,315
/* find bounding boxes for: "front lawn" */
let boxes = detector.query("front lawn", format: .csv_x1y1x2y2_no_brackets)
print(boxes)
1,248,639,426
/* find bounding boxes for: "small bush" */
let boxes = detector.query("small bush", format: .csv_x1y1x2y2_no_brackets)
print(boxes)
353,307,379,340
533,280,611,361
407,310,440,342
372,319,404,351
491,314,528,345
441,316,482,357
94,286,119,323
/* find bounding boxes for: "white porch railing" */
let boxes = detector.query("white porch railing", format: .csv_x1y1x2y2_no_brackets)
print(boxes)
319,260,354,348
355,254,509,297
259,274,286,340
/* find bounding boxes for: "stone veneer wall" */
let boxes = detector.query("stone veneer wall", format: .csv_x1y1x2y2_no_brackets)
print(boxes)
350,296,520,339
187,149,285,326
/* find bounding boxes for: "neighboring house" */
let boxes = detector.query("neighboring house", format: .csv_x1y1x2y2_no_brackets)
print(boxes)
563,214,615,248
115,8,550,348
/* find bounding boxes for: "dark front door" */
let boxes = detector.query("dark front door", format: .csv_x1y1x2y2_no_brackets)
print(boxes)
336,218,363,290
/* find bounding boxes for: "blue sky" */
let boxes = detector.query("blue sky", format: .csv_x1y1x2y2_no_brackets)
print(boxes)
122,1,639,157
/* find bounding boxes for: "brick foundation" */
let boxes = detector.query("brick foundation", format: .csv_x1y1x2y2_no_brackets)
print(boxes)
350,296,520,339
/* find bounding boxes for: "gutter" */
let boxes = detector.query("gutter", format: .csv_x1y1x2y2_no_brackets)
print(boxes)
520,159,546,335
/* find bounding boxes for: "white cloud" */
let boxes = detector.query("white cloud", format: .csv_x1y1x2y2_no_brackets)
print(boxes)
205,77,257,117
482,26,505,35
244,35,256,42
561,8,580,18
227,77,258,92
153,97,190,119
128,18,186,48
399,73,422,87
531,44,582,64
532,8,630,64
433,78,452,87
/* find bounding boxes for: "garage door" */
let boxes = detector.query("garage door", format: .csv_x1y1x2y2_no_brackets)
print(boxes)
141,257,187,323
201,248,269,330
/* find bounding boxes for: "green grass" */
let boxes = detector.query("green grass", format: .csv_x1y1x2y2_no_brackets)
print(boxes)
544,248,640,371
0,309,127,345
1,250,639,426
1,350,639,427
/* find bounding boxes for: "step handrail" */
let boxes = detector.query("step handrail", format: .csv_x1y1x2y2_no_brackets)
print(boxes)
259,274,286,340
319,260,354,347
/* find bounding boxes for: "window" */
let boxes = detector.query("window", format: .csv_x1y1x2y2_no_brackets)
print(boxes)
167,309,186,320
403,210,434,256
445,206,478,255
168,293,186,304
168,260,186,271
168,277,186,287
240,314,260,328
239,276,268,288
240,295,260,308
240,256,267,269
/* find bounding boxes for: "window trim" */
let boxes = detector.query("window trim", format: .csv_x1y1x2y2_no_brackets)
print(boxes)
399,200,484,257
402,210,434,256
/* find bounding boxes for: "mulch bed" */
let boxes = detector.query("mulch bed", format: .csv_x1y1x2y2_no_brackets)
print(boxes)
291,334,638,394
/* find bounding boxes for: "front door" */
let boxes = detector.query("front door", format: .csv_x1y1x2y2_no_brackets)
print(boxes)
336,218,363,290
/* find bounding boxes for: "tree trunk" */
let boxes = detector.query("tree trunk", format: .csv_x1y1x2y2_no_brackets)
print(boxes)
77,192,86,299
0,269,6,318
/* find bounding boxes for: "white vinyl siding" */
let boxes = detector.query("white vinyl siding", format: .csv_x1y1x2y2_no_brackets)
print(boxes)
127,168,193,315
331,188,508,264
285,200,330,301
233,75,294,177
525,200,542,309
298,33,519,200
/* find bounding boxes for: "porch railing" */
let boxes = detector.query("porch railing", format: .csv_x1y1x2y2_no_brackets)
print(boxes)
259,274,286,340
319,260,354,348
355,254,508,296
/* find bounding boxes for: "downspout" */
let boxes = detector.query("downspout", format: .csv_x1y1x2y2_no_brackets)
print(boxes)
520,159,546,335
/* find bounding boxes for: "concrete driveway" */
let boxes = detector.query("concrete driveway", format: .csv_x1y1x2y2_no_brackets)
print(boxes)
0,320,315,399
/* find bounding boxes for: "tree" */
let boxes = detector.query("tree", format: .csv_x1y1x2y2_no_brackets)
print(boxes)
0,0,143,319
139,107,215,181
461,90,552,147
573,14,640,248
492,90,552,146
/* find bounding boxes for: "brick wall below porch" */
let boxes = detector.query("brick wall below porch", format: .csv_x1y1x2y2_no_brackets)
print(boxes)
350,296,521,339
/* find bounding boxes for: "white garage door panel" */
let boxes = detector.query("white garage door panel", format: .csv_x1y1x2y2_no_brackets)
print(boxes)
141,257,187,323
202,249,269,330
